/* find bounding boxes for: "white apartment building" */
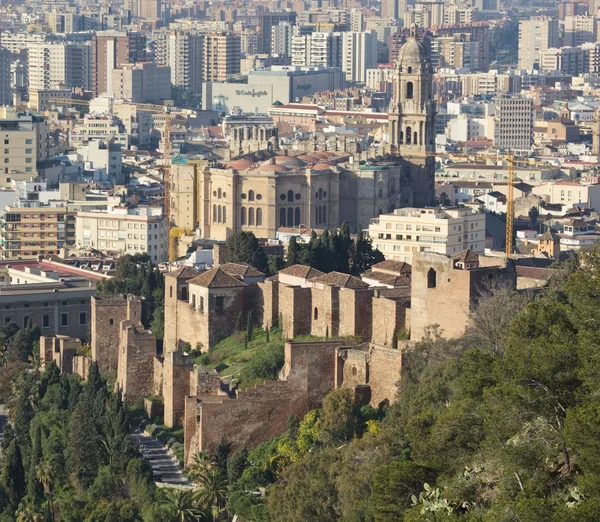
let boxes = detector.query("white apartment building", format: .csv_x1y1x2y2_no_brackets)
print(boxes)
342,31,377,83
292,32,343,68
271,21,294,56
75,206,168,262
532,180,600,209
28,42,91,91
369,207,486,264
493,95,534,152
77,140,124,184
539,47,589,75
366,68,393,90
70,116,129,149
154,29,204,93
518,16,559,69
110,62,171,103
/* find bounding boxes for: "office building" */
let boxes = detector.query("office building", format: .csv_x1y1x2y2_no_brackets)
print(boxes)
518,17,559,69
110,62,171,103
342,31,377,83
494,95,534,151
75,207,168,263
91,31,146,96
259,11,297,54
0,46,10,106
203,33,241,82
369,207,485,264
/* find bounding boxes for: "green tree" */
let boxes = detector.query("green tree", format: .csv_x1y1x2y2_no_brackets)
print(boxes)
318,388,360,446
159,488,208,522
194,469,228,520
66,395,99,489
529,206,539,226
1,438,26,512
36,459,55,522
286,236,301,266
27,424,43,505
213,437,231,476
226,231,267,272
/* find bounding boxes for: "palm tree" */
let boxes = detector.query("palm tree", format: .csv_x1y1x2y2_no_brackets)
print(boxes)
16,499,44,522
188,451,214,481
159,487,208,522
36,459,55,522
194,470,228,521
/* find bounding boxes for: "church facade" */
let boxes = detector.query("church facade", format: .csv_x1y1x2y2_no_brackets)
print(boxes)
168,32,437,240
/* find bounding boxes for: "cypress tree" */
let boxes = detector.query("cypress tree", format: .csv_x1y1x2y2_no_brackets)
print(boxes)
66,396,99,489
27,424,43,504
235,312,243,332
1,438,26,512
246,311,254,341
391,330,398,349
286,236,301,266
266,325,270,343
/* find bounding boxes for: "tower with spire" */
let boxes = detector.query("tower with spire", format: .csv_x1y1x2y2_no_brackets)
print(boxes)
388,26,436,205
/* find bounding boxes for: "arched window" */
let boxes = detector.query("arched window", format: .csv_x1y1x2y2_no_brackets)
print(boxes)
318,188,323,200
217,205,222,223
248,207,255,226
314,307,318,320
248,190,255,201
241,207,247,226
213,204,217,222
322,206,327,223
287,189,294,202
222,206,226,224
192,295,196,307
280,207,286,227
406,127,412,144
379,181,383,198
317,206,322,224
407,66,412,73
169,286,173,298
181,287,188,301
287,207,293,227
352,367,357,376
414,131,418,145
427,268,437,289
294,207,300,226
390,177,396,194
406,81,413,99
399,131,404,144
257,208,263,226
218,188,222,199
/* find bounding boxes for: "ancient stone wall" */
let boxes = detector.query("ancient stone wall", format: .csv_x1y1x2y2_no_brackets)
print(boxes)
72,355,90,380
153,356,164,396
40,336,57,368
208,287,245,347
371,295,408,347
368,345,402,407
281,285,312,339
163,351,194,427
117,321,157,405
256,279,278,330
339,288,374,340
53,337,80,375
185,341,343,459
310,285,338,338
91,296,128,375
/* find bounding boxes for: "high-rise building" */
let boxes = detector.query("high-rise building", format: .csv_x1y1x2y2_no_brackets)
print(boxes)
518,16,559,69
292,32,343,68
271,21,294,56
91,31,146,96
259,12,296,54
27,42,91,91
388,28,436,206
155,29,204,94
138,0,161,19
203,33,241,82
342,31,377,83
350,9,365,31
494,95,534,151
564,15,595,46
110,63,171,103
0,46,10,106
431,34,480,72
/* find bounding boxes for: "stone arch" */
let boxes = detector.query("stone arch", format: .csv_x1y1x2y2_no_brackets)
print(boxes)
257,208,263,226
248,189,255,201
241,207,247,226
217,205,222,223
222,206,226,224
287,189,294,202
213,204,217,222
280,207,286,227
248,207,255,226
406,126,412,144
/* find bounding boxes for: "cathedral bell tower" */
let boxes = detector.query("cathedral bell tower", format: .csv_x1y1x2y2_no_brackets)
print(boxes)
388,26,436,205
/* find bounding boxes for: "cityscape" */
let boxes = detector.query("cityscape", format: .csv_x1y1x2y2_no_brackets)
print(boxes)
0,0,600,520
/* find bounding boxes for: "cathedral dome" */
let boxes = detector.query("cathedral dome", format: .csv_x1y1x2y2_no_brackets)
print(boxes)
395,28,431,72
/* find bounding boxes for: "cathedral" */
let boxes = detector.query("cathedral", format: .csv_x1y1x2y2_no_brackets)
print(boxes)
167,30,437,241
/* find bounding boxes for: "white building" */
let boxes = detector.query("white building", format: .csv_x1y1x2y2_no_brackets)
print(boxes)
342,31,377,83
366,67,393,90
75,206,168,263
518,16,559,69
292,32,343,69
564,15,595,47
493,95,534,152
0,47,10,106
28,42,91,90
369,206,486,264
77,140,124,185
532,180,600,209
70,116,129,149
154,29,204,94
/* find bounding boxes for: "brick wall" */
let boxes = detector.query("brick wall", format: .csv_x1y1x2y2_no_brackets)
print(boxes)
207,287,245,347
117,321,157,405
163,351,194,427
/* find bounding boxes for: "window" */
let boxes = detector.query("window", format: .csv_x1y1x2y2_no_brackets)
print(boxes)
287,190,294,202
200,296,204,313
80,312,87,325
181,287,188,301
406,81,414,99
192,295,196,307
257,208,263,226
23,316,30,328
427,268,437,289
295,207,300,227
42,314,50,328
241,207,247,226
110,319,114,325
169,286,173,298
314,307,318,320
280,207,286,227
215,296,224,313
249,190,255,201
248,208,255,226
4,317,11,326
24,303,29,309
61,313,68,327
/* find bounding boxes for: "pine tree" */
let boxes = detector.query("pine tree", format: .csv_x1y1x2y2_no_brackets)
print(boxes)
27,424,43,504
1,438,26,512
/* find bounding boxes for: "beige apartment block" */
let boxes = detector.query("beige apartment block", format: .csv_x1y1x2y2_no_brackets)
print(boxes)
203,33,241,82
369,207,486,264
75,207,169,263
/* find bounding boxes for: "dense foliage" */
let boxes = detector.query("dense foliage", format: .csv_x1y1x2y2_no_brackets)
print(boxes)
96,254,165,342
0,361,175,522
219,245,600,521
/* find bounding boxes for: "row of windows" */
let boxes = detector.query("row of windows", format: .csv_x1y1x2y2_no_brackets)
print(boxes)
213,205,227,224
241,207,263,226
280,207,301,227
3,311,87,329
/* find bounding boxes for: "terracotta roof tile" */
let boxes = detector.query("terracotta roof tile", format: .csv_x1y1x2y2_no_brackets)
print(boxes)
454,249,480,263
219,262,265,279
371,260,412,274
188,268,246,288
166,266,201,280
312,271,370,289
278,264,325,279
